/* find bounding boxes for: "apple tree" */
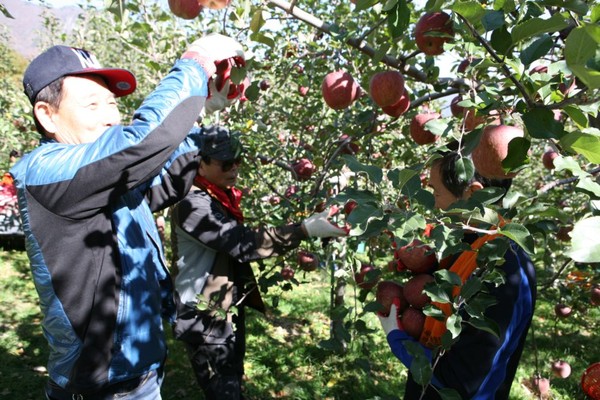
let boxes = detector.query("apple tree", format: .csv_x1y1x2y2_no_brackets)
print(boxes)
2,0,600,397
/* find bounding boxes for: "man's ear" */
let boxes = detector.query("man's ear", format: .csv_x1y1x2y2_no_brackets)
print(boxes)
33,102,57,137
465,181,484,198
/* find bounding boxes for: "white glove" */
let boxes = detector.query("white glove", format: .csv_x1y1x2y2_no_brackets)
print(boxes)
204,79,235,114
377,302,403,336
182,33,245,77
301,206,348,238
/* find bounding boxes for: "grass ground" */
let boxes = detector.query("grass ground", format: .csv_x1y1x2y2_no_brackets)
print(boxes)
1,245,598,399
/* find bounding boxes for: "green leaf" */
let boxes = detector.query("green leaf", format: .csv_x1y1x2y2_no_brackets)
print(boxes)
409,353,433,386
343,155,383,184
502,137,531,173
451,1,486,25
465,316,500,337
498,223,535,255
539,0,589,16
482,10,505,32
562,105,589,128
522,108,566,139
386,0,410,39
490,25,512,54
353,0,380,12
593,4,600,23
454,157,475,183
0,4,14,18
567,216,600,262
249,9,265,33
565,24,600,89
434,269,462,286
511,13,569,44
250,32,275,48
460,276,482,301
446,314,462,338
387,168,419,189
519,34,554,66
560,131,600,163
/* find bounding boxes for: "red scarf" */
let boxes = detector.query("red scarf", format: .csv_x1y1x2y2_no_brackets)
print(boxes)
194,175,244,222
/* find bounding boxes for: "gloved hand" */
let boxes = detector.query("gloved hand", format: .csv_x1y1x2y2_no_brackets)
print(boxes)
181,33,245,78
301,206,349,238
377,300,404,336
204,58,247,114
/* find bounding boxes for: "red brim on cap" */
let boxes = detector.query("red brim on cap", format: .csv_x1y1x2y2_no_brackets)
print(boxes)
71,68,137,97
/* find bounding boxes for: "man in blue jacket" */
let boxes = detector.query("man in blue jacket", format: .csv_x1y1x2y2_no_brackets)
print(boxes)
378,151,536,399
10,34,245,399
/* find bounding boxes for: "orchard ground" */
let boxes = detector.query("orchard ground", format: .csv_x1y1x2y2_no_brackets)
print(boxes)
1,241,598,399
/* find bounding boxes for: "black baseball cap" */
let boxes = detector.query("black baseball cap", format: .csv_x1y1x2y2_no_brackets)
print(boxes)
200,126,243,161
23,45,137,105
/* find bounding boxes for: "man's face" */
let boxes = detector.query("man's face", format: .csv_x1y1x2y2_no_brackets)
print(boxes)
199,157,242,190
428,162,461,210
44,75,122,144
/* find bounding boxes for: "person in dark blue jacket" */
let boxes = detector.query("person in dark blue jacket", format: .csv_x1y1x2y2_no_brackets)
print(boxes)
378,151,536,400
10,34,246,400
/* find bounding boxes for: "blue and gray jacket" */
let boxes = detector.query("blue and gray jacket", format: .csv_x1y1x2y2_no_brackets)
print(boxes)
10,58,208,393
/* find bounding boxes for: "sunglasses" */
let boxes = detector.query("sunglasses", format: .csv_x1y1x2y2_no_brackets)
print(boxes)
217,157,243,172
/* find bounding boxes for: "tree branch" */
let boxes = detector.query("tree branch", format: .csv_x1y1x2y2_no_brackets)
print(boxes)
455,13,536,109
538,166,600,194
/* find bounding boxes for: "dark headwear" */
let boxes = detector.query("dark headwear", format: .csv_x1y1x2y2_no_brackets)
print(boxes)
200,126,243,160
23,45,137,105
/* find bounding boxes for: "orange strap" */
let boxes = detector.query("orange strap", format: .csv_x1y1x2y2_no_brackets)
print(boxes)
419,233,500,348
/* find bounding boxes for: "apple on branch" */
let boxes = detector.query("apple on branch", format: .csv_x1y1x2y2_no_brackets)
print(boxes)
368,70,405,108
414,11,454,56
168,0,203,19
471,124,524,179
382,89,411,117
297,250,319,272
409,112,441,145
321,70,360,110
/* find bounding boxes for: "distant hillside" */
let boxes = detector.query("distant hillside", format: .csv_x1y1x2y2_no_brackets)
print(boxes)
0,0,81,60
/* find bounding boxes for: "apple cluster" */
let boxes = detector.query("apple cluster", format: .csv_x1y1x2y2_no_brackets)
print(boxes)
373,239,439,341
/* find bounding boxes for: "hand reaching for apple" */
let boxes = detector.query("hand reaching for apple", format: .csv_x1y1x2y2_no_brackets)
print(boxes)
377,299,404,335
301,205,350,238
181,33,245,79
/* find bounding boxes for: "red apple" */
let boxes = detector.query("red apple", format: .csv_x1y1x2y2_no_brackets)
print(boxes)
369,70,406,108
259,79,271,91
591,285,600,306
409,113,441,145
556,226,572,242
354,264,380,290
382,89,411,117
403,273,435,309
542,150,559,170
284,185,299,198
168,0,203,19
297,250,319,272
291,158,316,181
414,12,454,56
198,0,230,10
395,239,437,274
532,376,550,396
268,195,281,205
402,307,426,339
554,303,572,318
457,57,480,74
298,86,309,97
450,95,466,118
343,200,358,215
551,360,571,378
281,265,295,280
471,124,524,179
375,280,407,316
321,70,360,110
